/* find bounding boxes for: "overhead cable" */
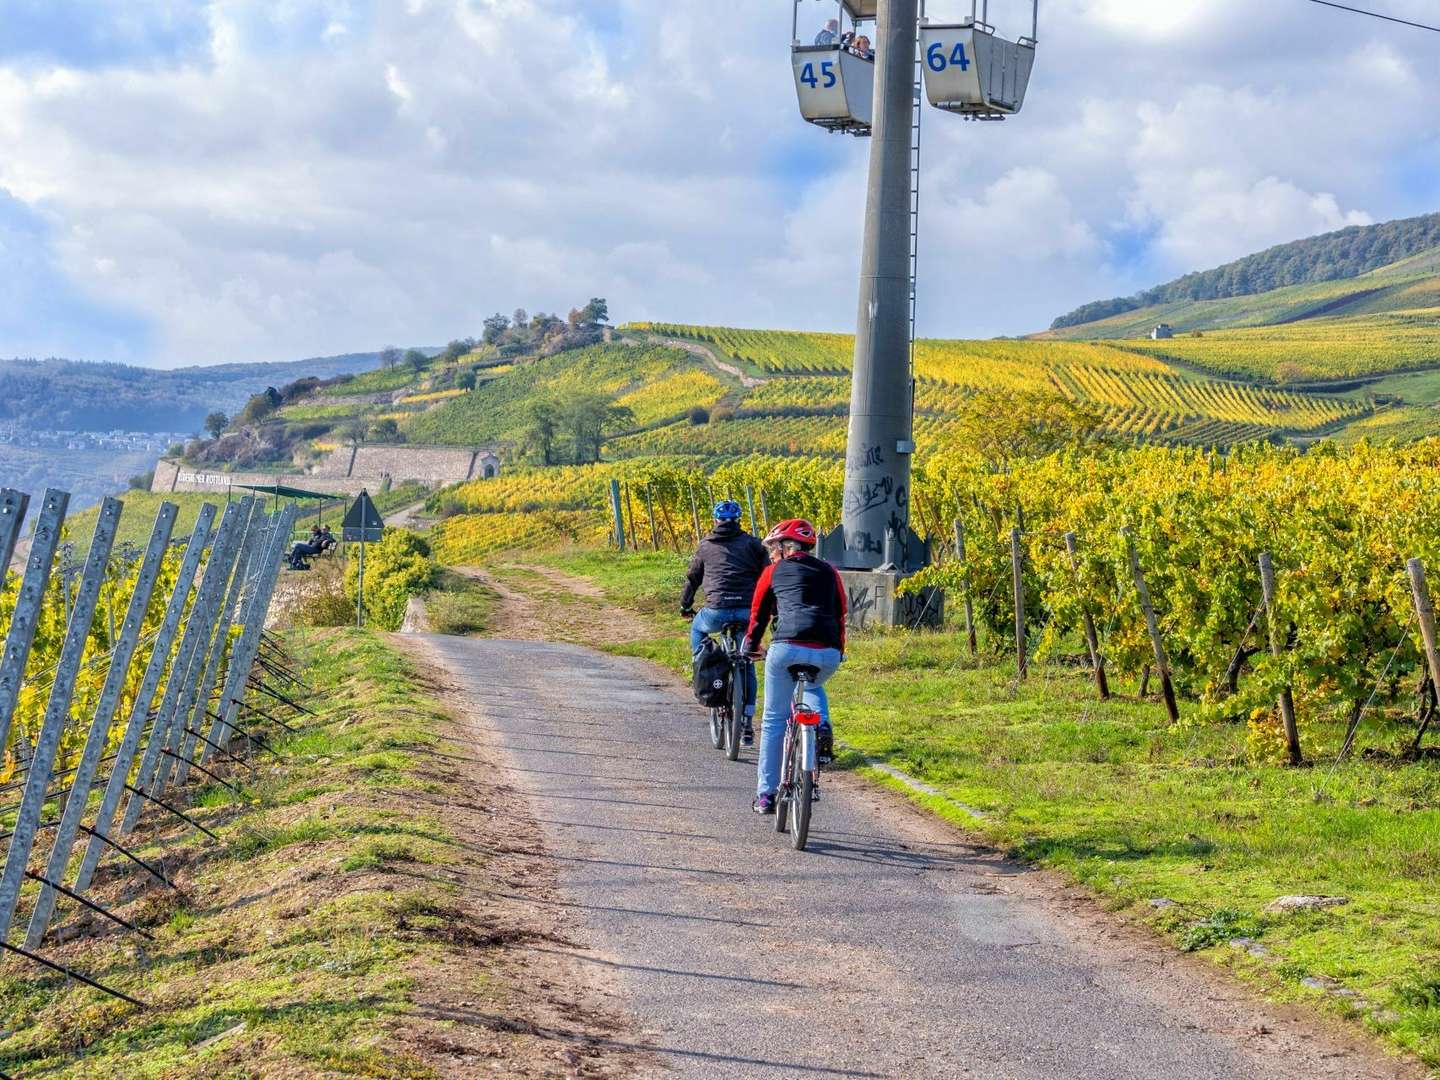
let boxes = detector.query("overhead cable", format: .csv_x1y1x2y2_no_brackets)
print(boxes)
1305,0,1440,33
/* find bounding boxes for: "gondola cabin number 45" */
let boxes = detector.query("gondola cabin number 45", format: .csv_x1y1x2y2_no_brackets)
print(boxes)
799,59,838,87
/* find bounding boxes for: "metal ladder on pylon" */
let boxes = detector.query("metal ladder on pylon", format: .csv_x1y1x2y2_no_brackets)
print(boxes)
908,28,924,390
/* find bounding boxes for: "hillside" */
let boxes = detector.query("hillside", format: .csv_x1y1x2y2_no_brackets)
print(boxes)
1051,211,1440,330
0,351,389,434
181,319,1440,494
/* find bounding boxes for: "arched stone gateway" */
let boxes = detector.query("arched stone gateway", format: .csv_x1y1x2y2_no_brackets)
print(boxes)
476,451,502,481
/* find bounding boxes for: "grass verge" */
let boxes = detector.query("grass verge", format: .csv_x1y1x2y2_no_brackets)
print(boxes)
0,630,522,1077
424,569,498,636
517,545,1440,1072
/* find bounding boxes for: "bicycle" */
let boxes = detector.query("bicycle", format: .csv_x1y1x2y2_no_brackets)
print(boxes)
774,663,822,851
707,622,753,762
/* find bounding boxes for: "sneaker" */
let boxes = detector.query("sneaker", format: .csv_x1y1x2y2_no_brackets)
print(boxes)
812,778,821,803
818,721,834,765
742,720,754,747
752,793,776,815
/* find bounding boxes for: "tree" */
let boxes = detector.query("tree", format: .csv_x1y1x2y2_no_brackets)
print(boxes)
204,411,229,438
560,391,632,465
128,470,154,491
482,314,510,346
237,386,283,425
523,399,559,466
379,346,402,369
339,419,368,446
441,338,474,363
370,418,401,442
580,297,609,326
512,308,529,330
405,349,428,373
950,390,1106,466
457,369,477,392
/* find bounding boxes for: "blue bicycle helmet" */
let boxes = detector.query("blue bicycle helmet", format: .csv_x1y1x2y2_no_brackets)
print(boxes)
713,499,743,522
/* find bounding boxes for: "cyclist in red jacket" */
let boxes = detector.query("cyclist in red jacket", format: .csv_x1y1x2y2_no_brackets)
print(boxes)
744,519,846,814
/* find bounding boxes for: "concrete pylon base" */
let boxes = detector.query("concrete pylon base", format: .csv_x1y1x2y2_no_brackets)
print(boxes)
839,569,944,631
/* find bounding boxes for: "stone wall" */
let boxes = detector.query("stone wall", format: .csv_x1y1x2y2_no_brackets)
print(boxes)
152,444,503,496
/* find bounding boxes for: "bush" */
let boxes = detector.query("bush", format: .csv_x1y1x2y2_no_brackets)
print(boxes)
345,530,438,630
687,406,710,425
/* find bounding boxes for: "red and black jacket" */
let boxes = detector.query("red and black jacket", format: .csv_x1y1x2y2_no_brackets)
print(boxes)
746,552,848,653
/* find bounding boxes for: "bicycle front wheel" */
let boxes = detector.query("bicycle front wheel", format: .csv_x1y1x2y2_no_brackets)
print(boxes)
789,739,813,851
726,665,745,761
774,726,793,834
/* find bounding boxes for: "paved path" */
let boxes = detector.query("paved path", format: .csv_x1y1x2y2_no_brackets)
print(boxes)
410,635,1419,1080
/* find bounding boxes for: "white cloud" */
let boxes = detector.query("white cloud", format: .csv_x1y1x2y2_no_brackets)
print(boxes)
0,0,1438,362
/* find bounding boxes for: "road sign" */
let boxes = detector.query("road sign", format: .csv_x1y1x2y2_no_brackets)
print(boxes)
342,490,384,543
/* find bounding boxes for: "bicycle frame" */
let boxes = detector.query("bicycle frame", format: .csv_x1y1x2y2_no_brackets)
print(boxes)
788,674,820,775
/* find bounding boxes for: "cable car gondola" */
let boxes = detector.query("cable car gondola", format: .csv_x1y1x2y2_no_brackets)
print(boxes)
920,0,1037,120
791,0,877,136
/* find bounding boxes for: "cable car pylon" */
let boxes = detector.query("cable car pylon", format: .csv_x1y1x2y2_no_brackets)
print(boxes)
794,0,1040,622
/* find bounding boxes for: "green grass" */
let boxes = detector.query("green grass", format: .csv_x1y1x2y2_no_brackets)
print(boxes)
424,569,498,635
515,546,1440,1071
319,365,423,397
0,630,479,1077
62,492,230,559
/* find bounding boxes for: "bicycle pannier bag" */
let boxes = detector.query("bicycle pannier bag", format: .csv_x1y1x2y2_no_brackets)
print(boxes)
692,637,731,707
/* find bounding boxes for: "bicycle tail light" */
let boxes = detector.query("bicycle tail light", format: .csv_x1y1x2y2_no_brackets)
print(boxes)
795,709,822,727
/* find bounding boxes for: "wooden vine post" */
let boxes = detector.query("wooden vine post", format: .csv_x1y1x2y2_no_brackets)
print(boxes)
1258,552,1302,766
744,486,759,536
1064,532,1109,699
656,494,682,553
687,483,702,543
610,479,626,551
953,520,977,657
1406,558,1440,753
1124,528,1179,723
644,485,660,551
1010,527,1027,679
758,488,771,534
624,484,639,551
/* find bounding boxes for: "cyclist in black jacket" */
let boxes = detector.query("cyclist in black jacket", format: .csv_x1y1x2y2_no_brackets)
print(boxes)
681,500,768,734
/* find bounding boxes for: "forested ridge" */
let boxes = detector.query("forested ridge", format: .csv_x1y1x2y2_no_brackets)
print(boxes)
0,352,384,432
1052,211,1440,330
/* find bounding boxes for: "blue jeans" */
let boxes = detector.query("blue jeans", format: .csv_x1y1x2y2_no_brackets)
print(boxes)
757,642,842,797
691,606,757,718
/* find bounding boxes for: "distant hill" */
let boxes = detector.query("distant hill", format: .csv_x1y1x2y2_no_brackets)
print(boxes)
0,351,391,434
1051,212,1440,332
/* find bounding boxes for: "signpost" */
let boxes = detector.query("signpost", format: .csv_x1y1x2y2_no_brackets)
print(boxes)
342,490,385,628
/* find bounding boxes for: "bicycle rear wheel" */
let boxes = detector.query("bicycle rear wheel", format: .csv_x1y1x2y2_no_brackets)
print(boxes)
789,740,813,850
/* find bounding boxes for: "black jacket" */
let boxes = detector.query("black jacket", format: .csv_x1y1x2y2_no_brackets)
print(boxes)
681,522,768,611
746,553,848,653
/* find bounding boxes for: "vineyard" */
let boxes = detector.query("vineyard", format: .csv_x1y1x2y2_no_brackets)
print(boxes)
622,324,1374,449
402,343,713,446
431,441,1440,761
1127,313,1440,383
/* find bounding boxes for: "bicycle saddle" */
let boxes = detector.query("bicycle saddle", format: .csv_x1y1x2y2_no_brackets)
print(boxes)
788,664,821,679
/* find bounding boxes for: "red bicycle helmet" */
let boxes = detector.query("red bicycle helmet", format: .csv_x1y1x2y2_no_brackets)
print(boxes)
765,518,817,548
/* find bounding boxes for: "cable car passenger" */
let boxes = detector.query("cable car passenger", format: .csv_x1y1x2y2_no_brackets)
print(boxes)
851,34,873,60
815,19,839,45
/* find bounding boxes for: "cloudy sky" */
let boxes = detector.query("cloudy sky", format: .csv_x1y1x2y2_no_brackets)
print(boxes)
0,0,1437,367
